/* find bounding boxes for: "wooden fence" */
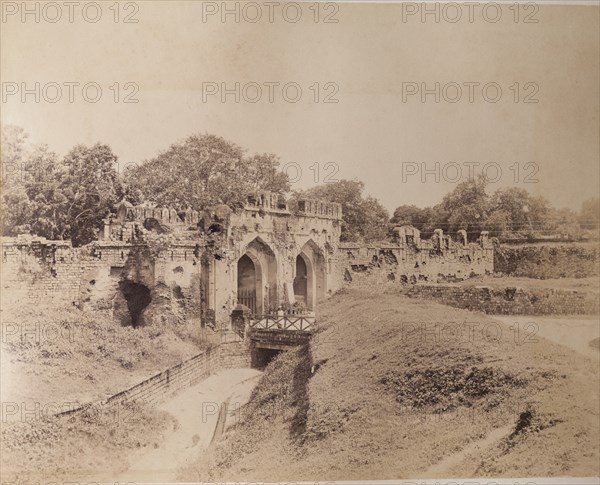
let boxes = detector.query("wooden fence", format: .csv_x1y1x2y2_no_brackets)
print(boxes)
249,314,315,332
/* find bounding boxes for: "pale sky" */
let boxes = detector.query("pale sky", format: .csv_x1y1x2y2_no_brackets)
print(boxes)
1,1,598,213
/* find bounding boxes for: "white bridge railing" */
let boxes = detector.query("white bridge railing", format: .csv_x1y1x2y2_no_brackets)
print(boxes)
249,315,316,332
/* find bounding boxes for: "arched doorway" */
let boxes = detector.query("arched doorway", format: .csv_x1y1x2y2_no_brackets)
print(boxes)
296,240,327,311
237,238,278,315
293,255,308,306
237,254,257,314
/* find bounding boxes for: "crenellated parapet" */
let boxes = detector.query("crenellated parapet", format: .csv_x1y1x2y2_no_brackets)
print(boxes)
245,191,288,212
113,199,200,226
340,226,495,286
297,199,342,220
101,200,202,242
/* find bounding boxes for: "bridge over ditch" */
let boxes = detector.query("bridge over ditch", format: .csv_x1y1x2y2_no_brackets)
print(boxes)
243,314,315,367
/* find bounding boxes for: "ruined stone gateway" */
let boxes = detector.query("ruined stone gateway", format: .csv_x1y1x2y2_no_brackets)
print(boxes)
1,190,493,332
2,192,341,329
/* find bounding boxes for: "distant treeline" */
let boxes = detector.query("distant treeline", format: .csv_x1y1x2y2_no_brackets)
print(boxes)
2,125,598,246
389,176,599,243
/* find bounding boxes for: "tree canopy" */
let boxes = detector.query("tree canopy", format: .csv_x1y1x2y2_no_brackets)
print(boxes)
292,179,389,242
2,125,124,246
390,177,594,241
124,133,290,211
3,125,597,246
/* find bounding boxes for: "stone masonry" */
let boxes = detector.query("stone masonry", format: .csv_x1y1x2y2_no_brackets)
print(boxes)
1,191,496,328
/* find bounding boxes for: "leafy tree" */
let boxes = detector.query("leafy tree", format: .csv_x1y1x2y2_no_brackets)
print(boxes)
21,145,67,240
488,187,550,236
1,126,123,246
428,175,489,240
1,183,33,236
293,179,389,242
391,205,434,232
1,124,28,167
484,209,512,238
60,144,123,246
544,207,582,238
244,153,291,194
125,133,290,211
1,125,33,236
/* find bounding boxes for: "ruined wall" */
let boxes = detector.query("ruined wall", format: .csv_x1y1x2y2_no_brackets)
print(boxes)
494,243,600,279
400,284,599,316
5,198,503,329
340,241,494,287
1,195,346,329
1,237,203,327
1,238,103,305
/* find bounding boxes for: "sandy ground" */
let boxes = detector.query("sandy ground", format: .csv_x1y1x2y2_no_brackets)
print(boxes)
102,368,261,483
494,315,600,360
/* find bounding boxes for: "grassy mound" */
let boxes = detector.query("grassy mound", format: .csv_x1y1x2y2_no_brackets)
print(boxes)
1,301,205,406
0,299,209,482
182,288,599,481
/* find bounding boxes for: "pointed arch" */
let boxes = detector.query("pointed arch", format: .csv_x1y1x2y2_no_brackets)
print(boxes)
296,239,326,310
237,237,277,314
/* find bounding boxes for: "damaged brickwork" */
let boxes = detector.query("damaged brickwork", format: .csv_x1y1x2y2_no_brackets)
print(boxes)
1,192,344,328
1,193,499,328
340,226,494,287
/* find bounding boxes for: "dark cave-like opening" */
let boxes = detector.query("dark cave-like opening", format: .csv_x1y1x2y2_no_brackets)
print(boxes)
252,348,282,369
119,280,152,327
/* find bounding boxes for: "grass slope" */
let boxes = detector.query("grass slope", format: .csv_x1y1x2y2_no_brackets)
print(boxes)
1,302,205,406
182,288,600,481
1,400,176,483
0,301,205,482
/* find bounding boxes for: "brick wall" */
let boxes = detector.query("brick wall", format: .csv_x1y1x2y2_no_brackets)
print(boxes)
218,340,252,369
401,284,599,316
340,244,494,287
104,347,218,407
2,241,85,304
59,341,252,419
1,238,202,304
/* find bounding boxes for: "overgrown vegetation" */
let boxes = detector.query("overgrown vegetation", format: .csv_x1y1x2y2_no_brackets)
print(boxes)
381,366,527,413
0,299,206,418
494,244,600,278
1,399,175,483
1,302,204,368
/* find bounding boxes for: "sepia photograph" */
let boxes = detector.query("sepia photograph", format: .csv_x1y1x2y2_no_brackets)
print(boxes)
0,1,599,484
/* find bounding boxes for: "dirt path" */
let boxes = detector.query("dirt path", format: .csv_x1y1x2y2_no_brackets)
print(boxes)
110,368,262,483
494,315,600,360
